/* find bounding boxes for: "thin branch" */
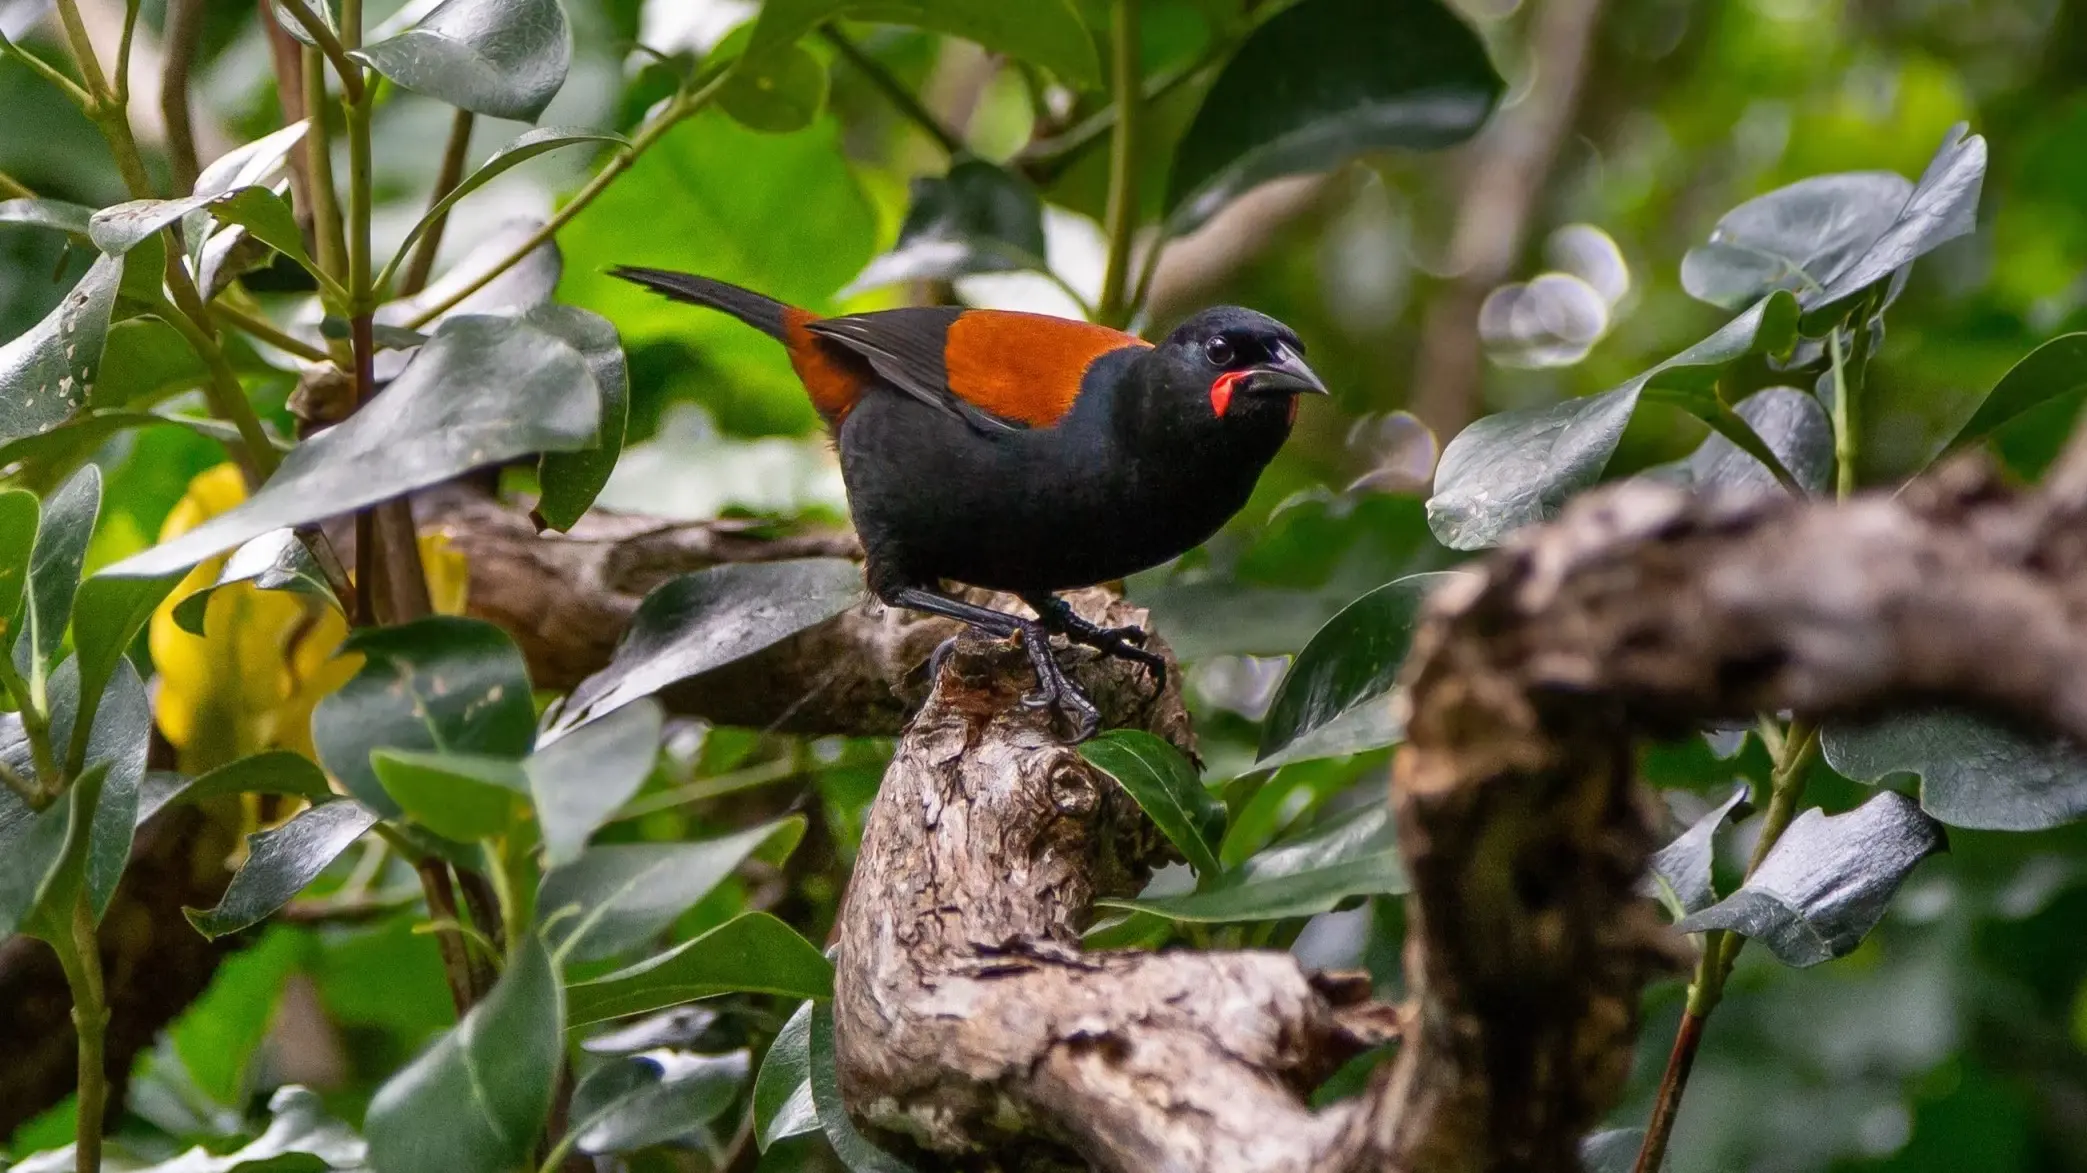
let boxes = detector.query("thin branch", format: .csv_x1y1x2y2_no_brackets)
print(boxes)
0,170,34,200
820,26,964,156
398,106,475,297
1094,0,1142,327
274,0,365,104
213,297,330,363
0,30,95,111
113,0,140,107
52,0,111,102
303,48,349,285
155,290,280,482
159,0,207,190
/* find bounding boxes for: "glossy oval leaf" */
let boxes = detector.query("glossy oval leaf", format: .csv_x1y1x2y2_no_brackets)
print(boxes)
352,0,574,123
1079,729,1223,882
809,1002,923,1173
1650,386,1833,497
1822,710,2087,831
526,697,660,867
372,749,531,842
0,489,39,656
169,750,336,807
543,817,806,962
741,0,1099,90
1099,803,1405,924
1258,572,1464,763
208,187,319,279
18,465,99,685
566,912,834,1028
843,158,1048,296
0,252,122,446
133,1085,367,1173
1672,790,1944,967
65,659,150,919
528,302,630,532
103,313,602,579
185,800,381,939
1646,784,1752,921
365,932,564,1173
172,528,341,637
569,1049,748,1155
0,197,94,236
1167,0,1502,232
549,558,863,734
1679,172,1913,310
719,40,830,134
1427,290,1800,550
754,1001,819,1151
1802,124,1987,329
1943,332,2087,456
311,616,537,815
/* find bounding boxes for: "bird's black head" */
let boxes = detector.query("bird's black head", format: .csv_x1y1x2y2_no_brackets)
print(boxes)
1149,306,1328,425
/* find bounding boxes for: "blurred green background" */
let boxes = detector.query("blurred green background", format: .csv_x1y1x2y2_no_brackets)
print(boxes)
5,0,2087,1169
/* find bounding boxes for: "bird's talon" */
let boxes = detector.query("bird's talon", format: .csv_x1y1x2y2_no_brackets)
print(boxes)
926,634,961,682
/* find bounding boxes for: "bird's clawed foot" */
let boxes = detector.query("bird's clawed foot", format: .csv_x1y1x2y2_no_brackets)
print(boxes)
1025,595,1169,691
1012,621,1102,741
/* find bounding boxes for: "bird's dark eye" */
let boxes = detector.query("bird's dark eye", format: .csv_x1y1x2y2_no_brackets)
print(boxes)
1204,336,1235,367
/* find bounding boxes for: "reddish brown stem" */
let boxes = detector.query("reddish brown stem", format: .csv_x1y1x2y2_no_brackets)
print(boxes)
1634,1011,1707,1173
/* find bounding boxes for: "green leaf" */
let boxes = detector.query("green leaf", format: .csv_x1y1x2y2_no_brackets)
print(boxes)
90,194,222,255
365,932,564,1173
1679,173,1915,310
1099,805,1405,924
526,697,659,867
1801,124,1986,329
1427,291,1800,550
1943,333,2087,456
384,129,628,296
372,749,531,842
1650,387,1833,497
1258,572,1462,763
566,912,834,1028
185,799,380,938
134,1085,367,1173
1166,0,1501,231
527,302,630,532
61,659,149,919
0,198,95,236
842,158,1049,296
69,569,184,764
102,313,602,579
1582,1129,1660,1173
172,529,341,637
1253,703,1404,770
544,817,806,962
1672,791,1944,967
719,39,830,134
169,750,336,807
741,0,1098,89
1078,729,1223,881
19,464,100,686
1647,784,1751,920
568,1049,749,1155
208,187,319,278
269,0,336,48
0,489,40,657
0,252,122,446
1822,710,2087,831
550,559,862,732
311,616,537,815
753,1001,819,1151
809,1002,922,1173
352,0,573,122
0,752,71,939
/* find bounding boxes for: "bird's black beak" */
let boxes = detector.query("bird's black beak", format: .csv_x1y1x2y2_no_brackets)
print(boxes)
1246,343,1329,396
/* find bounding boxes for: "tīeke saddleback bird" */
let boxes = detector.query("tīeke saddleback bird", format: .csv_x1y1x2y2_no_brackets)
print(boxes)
610,267,1328,739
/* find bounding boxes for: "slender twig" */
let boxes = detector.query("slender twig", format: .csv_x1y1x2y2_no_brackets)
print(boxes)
1094,0,1143,328
1830,326,1856,499
0,169,33,200
113,0,140,107
0,30,94,110
158,286,281,481
0,756,38,805
55,892,110,1173
350,314,378,626
159,0,206,189
344,93,374,309
275,0,365,103
398,107,475,296
303,49,349,285
405,73,728,328
213,297,330,362
51,0,111,101
820,25,964,156
412,857,484,1015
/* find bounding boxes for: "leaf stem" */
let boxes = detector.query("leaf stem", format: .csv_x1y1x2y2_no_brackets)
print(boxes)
0,169,33,200
412,855,484,1015
156,289,280,481
113,0,140,108
820,25,964,156
213,296,331,362
1095,0,1143,328
0,29,95,110
51,0,111,101
53,890,110,1173
398,107,476,297
159,0,205,189
345,93,374,310
276,0,366,104
1830,326,1855,499
304,48,350,286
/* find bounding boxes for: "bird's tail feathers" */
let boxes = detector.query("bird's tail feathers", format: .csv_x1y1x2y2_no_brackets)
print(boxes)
607,266,794,341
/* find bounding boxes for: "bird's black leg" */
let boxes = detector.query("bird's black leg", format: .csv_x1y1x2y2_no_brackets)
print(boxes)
888,586,1101,739
1022,594,1168,691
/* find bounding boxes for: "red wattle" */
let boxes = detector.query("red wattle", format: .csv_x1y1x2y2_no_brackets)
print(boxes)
1210,371,1249,417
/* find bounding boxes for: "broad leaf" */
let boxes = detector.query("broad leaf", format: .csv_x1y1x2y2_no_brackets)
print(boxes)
171,529,340,637
365,933,564,1173
1079,730,1223,881
372,749,531,842
753,1001,819,1151
1258,572,1462,763
527,302,629,532
1099,804,1405,924
843,159,1048,295
544,817,806,962
740,0,1099,90
353,0,574,122
269,0,336,48
207,187,319,279
719,39,830,134
526,697,660,867
170,750,335,807
53,658,150,919
809,1002,922,1173
1167,0,1501,231
1823,710,2087,831
0,197,93,235
1802,124,1986,328
1673,791,1944,967
135,1085,366,1173
568,1049,748,1155
0,252,122,446
384,129,628,296
69,570,184,764
1652,387,1833,497
1647,784,1751,920
185,800,380,938
566,912,833,1028
1253,702,1404,770
18,465,99,689
194,118,310,198
0,489,39,656
311,616,537,815
1679,173,1914,310
550,559,862,733
1943,333,2087,455
104,313,601,578
1427,291,1800,549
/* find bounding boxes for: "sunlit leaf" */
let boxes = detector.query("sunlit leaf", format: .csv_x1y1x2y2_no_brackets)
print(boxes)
753,1001,819,1151
0,197,93,236
353,0,574,122
1650,387,1834,497
1679,173,1914,310
1079,729,1223,881
166,750,336,807
1802,124,1986,329
1647,784,1751,920
372,749,531,842
566,912,833,1028
527,302,629,532
1673,791,1944,967
18,464,99,683
185,800,380,939
133,1084,366,1173
1258,572,1462,763
0,253,121,446
0,489,40,657
1099,804,1404,924
544,817,806,962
